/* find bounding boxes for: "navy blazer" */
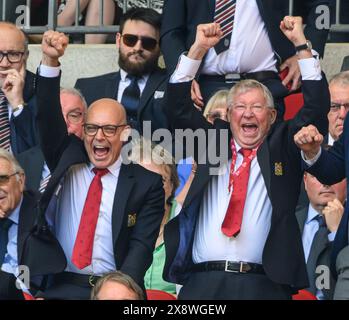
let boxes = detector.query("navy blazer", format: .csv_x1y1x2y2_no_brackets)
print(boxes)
163,74,330,289
160,0,330,73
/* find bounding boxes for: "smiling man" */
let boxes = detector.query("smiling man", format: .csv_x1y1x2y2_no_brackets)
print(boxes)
32,31,165,300
162,18,330,300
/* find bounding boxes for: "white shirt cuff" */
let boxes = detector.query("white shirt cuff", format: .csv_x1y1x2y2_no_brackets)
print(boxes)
298,50,322,80
170,54,202,83
11,106,24,117
39,64,60,78
301,148,322,166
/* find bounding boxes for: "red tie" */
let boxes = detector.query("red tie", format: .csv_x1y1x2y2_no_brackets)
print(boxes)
72,168,109,269
221,148,254,237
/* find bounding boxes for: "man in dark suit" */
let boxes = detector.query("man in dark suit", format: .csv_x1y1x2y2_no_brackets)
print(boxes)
163,18,329,299
296,171,346,299
17,87,87,192
75,7,168,135
0,148,43,299
0,22,39,156
160,0,330,118
33,30,165,300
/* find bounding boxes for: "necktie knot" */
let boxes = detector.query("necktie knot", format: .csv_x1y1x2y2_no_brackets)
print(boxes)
316,214,326,227
240,148,252,158
92,168,109,177
0,218,14,231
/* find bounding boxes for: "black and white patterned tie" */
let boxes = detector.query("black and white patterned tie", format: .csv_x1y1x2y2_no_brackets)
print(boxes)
0,91,11,151
214,0,236,55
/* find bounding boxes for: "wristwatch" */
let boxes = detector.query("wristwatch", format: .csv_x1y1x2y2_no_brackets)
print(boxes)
295,40,312,53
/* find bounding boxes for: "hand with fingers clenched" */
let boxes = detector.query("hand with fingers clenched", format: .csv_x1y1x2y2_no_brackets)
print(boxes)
294,124,323,160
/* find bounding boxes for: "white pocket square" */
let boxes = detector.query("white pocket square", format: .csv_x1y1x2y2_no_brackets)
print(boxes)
154,91,165,99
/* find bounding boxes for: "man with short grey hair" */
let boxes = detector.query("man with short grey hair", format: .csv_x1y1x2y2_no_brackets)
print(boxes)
0,148,39,299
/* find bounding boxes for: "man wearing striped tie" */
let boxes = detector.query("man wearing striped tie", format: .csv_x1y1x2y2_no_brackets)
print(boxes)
0,22,39,155
17,87,87,193
160,0,330,120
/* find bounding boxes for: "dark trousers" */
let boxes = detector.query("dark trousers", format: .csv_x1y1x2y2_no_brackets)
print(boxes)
199,77,289,121
0,271,25,300
178,271,292,300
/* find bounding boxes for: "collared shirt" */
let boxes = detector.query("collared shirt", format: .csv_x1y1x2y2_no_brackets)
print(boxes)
201,0,277,75
55,157,122,275
193,140,272,264
302,204,335,300
1,197,22,275
171,50,322,83
328,134,335,146
117,69,149,102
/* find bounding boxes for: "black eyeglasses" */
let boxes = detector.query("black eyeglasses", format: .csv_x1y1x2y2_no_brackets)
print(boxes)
83,124,127,137
121,34,158,51
330,102,349,112
66,111,85,124
0,51,25,63
207,111,227,121
0,172,18,185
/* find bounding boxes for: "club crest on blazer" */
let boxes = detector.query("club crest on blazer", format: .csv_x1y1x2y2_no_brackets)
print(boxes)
274,162,283,176
127,213,137,227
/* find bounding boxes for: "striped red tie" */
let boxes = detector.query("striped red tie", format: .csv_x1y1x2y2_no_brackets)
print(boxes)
0,91,11,151
214,0,236,55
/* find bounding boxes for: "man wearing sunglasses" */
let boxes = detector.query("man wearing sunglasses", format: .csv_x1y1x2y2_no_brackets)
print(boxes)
0,22,39,156
74,7,169,134
17,87,87,193
28,30,165,300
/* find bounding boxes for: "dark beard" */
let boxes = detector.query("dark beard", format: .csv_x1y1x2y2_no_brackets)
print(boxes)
118,50,159,77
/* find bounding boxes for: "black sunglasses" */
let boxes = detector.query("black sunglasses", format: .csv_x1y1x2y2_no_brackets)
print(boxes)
121,34,158,51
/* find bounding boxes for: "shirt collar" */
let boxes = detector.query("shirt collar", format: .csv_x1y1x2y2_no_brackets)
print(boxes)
328,134,335,146
88,156,123,179
306,204,321,224
7,196,23,225
120,68,149,83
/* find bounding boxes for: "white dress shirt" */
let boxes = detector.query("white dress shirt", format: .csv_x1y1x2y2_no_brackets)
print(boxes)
202,0,277,75
55,158,122,275
193,141,272,264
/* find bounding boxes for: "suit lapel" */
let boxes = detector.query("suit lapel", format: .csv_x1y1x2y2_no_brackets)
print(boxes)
17,192,38,264
257,140,271,198
106,72,121,100
111,164,135,246
295,206,309,232
138,69,165,117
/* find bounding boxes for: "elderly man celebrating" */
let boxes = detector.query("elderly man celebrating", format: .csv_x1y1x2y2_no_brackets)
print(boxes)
33,31,165,300
163,17,330,300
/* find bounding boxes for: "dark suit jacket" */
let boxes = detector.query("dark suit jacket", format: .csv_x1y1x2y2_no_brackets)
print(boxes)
296,204,335,299
75,67,169,134
17,145,45,192
36,74,165,289
162,74,330,289
160,0,330,74
10,70,39,156
305,115,349,278
0,191,43,299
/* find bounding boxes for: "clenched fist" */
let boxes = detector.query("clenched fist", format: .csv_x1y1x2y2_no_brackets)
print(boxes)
322,198,344,233
294,125,323,160
41,30,69,67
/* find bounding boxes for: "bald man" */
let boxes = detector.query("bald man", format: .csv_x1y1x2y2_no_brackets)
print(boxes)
0,22,39,155
33,31,165,300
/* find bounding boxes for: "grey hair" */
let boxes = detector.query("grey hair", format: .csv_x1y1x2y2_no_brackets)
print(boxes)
203,89,229,118
60,87,88,110
227,79,275,110
329,71,349,87
0,148,24,175
91,271,144,300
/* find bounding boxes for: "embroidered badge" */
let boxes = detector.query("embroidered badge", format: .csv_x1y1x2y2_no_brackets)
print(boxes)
128,213,137,227
274,162,283,176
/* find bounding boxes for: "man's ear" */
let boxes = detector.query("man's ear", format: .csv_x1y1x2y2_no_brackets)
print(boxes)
120,125,131,142
270,108,277,124
116,32,121,48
